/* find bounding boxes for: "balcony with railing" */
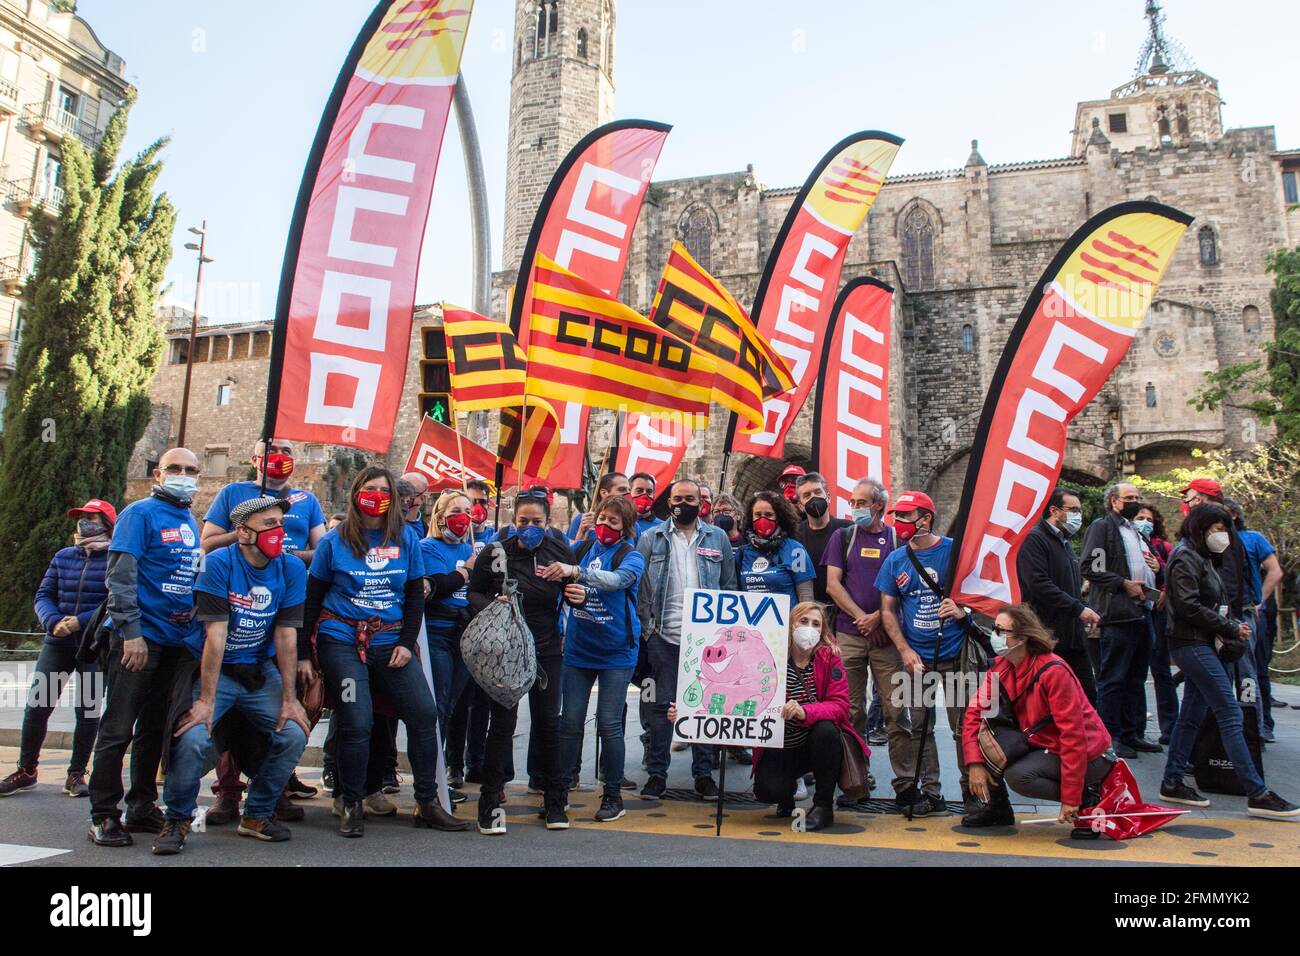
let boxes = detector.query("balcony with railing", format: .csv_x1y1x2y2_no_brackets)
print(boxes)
20,103,102,150
1,176,64,218
0,79,18,116
0,335,18,374
0,250,37,297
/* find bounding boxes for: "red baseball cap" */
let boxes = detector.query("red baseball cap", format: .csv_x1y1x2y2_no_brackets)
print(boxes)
889,490,935,515
67,498,118,526
779,464,806,481
1178,478,1223,499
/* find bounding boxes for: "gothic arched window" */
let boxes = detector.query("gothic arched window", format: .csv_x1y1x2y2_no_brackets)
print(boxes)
1243,305,1261,334
1157,104,1171,141
681,206,714,273
901,206,935,290
960,324,974,354
1199,225,1218,266
535,1,558,57
577,27,588,58
1176,103,1190,137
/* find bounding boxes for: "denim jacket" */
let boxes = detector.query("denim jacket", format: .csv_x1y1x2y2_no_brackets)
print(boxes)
636,519,737,642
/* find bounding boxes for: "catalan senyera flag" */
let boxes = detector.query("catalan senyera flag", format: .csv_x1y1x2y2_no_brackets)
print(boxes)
649,241,794,434
498,400,563,482
442,307,527,411
265,0,474,453
525,256,718,422
946,202,1191,617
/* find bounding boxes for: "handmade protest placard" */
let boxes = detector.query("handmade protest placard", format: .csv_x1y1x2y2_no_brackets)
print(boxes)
673,589,788,749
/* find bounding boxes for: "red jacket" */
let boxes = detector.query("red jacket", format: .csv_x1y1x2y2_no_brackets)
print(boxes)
753,645,869,771
961,652,1111,806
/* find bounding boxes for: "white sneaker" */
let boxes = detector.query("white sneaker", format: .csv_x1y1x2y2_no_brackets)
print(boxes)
794,778,809,801
364,791,397,816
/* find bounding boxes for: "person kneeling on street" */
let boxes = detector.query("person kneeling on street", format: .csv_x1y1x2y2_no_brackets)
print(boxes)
962,603,1115,840
154,496,311,854
752,601,869,831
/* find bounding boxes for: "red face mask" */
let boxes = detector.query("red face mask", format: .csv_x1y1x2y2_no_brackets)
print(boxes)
594,523,621,546
781,484,797,503
752,516,778,538
894,519,918,542
699,499,712,519
263,453,294,480
1180,500,1193,517
445,513,471,538
469,502,488,525
632,493,654,516
250,526,285,560
357,490,391,517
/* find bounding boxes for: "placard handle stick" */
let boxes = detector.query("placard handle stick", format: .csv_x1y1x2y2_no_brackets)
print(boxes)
715,747,727,836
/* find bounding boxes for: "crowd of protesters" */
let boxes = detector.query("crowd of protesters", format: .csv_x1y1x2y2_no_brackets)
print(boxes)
2,440,1297,853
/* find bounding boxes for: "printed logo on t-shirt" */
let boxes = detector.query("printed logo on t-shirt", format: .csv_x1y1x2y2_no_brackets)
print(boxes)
179,525,196,548
751,557,769,573
365,546,399,570
588,557,603,572
161,528,181,544
250,586,273,612
288,492,308,504
861,547,881,558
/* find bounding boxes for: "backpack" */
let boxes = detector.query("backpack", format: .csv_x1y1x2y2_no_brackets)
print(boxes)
573,538,635,649
460,542,538,708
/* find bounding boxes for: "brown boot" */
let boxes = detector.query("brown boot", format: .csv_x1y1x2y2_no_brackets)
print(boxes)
414,799,470,832
274,793,305,822
205,791,241,826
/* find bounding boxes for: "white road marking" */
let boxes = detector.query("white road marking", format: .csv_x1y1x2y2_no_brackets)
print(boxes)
0,843,71,866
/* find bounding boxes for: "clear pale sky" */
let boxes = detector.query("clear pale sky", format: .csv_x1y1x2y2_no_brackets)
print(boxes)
75,0,1300,323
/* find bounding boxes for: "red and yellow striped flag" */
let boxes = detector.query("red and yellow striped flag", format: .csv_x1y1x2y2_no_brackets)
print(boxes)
525,256,718,423
649,242,795,433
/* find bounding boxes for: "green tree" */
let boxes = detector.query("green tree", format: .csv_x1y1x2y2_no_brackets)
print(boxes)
1193,247,1300,446
0,93,175,633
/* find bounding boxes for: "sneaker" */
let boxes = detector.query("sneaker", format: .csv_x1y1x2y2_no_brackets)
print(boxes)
1122,737,1163,754
274,794,305,822
1261,730,1277,744
794,778,809,800
63,772,89,798
151,819,190,855
898,792,943,817
205,791,241,826
0,768,38,797
924,794,949,815
1247,791,1300,819
382,771,401,795
322,766,336,791
364,791,398,816
478,793,507,835
694,776,719,799
618,776,637,790
1159,780,1210,808
333,795,368,817
449,788,468,804
448,770,465,790
338,801,364,838
595,793,626,822
238,815,291,842
544,795,570,830
640,776,667,799
284,773,317,799
123,807,166,834
867,728,888,747
88,817,133,847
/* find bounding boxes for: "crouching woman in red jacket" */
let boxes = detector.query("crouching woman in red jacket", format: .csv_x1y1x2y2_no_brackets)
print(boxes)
961,603,1115,838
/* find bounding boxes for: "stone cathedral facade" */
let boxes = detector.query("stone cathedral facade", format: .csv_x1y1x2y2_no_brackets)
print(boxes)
490,0,1300,522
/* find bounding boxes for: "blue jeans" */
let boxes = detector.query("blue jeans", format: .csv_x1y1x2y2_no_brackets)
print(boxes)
1163,643,1266,798
1150,608,1179,738
646,635,714,781
18,642,100,774
1252,609,1275,735
427,625,469,736
318,640,440,804
1097,615,1153,742
559,664,633,797
163,662,307,820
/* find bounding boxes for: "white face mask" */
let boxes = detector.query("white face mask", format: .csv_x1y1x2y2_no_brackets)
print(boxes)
792,626,821,651
1205,531,1231,554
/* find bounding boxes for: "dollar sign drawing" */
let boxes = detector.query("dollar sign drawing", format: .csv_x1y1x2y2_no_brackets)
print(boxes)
682,680,703,708
758,717,773,743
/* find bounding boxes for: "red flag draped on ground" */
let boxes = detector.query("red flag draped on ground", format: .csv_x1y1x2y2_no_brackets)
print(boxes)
727,132,902,461
1077,760,1186,840
263,0,474,453
504,120,671,488
810,277,893,520
946,202,1191,617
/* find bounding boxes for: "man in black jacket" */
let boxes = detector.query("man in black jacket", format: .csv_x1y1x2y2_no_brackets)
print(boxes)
1016,487,1101,702
1080,482,1163,758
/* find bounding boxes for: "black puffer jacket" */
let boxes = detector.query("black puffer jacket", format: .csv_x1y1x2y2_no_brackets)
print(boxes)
1165,541,1240,650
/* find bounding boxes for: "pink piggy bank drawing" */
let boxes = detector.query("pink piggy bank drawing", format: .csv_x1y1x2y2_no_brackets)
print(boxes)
694,625,778,717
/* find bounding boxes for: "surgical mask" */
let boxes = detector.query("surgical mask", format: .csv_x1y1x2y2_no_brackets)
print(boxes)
1063,512,1083,535
357,491,391,517
594,523,621,547
1133,518,1153,537
517,524,545,550
444,513,471,539
670,502,699,527
247,525,285,560
161,476,198,501
803,497,829,520
1120,500,1142,520
1206,531,1231,554
990,632,1011,657
792,626,821,651
852,508,875,526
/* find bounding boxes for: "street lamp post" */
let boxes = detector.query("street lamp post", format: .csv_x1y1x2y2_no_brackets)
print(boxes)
176,221,213,448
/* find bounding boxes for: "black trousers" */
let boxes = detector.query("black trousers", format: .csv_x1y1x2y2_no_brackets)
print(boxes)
753,721,842,809
446,681,489,773
480,653,563,801
1057,641,1098,705
88,639,187,822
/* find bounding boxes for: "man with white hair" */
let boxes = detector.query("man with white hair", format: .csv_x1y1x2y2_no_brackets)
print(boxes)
398,472,432,537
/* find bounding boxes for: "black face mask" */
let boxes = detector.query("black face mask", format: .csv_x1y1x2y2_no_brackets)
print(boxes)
713,514,735,535
670,502,700,527
1120,501,1142,521
803,496,829,520
77,519,106,538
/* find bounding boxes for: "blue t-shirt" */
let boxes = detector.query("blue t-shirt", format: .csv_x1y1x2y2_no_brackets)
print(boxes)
875,537,964,661
471,526,494,556
635,517,659,539
309,525,425,647
564,539,645,671
1239,529,1276,607
204,481,326,554
109,496,202,647
189,545,307,663
736,537,815,601
420,535,472,631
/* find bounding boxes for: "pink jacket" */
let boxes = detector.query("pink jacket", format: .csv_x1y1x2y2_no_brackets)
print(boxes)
753,645,870,771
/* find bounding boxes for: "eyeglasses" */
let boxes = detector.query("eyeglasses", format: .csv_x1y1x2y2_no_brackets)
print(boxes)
162,464,201,476
992,626,1015,638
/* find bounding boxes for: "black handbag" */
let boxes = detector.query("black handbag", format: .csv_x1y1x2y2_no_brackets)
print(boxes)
1191,666,1264,795
976,661,1065,779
